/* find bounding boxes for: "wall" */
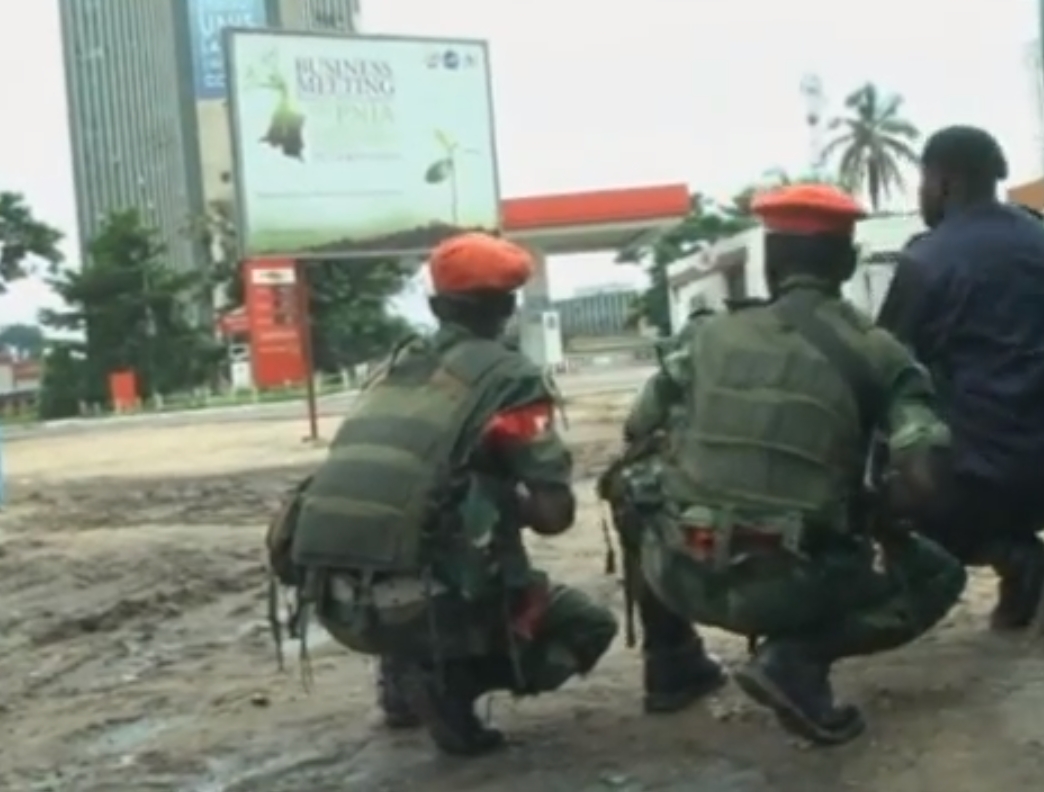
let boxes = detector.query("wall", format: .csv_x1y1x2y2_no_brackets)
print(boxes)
667,264,727,332
1009,178,1044,209
845,214,925,317
665,228,763,333
666,214,925,330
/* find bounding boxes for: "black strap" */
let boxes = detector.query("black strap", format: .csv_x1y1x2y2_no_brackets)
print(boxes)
773,291,884,439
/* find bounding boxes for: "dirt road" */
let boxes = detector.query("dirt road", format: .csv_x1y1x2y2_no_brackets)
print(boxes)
2,397,1042,791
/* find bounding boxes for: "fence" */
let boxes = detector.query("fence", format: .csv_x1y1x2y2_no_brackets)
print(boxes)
1,344,659,425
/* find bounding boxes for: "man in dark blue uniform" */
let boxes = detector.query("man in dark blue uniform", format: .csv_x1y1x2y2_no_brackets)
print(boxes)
877,125,1044,630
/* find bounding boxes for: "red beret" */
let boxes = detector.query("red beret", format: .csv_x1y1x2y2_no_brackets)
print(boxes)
429,232,534,293
751,184,867,236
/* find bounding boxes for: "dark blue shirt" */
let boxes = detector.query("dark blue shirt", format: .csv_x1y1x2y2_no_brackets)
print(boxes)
877,202,1044,484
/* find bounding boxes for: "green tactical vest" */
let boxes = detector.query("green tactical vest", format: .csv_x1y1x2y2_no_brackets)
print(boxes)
291,333,516,572
668,291,868,524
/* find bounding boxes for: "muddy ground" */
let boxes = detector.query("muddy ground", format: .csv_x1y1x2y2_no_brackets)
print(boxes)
2,397,1043,791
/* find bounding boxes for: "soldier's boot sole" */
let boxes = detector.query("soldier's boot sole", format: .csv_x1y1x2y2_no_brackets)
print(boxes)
378,658,422,729
644,664,728,714
402,670,505,757
991,544,1044,632
381,710,422,729
733,663,865,747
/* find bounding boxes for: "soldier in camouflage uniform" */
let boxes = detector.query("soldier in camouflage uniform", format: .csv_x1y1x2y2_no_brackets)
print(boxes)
617,184,966,746
288,233,617,756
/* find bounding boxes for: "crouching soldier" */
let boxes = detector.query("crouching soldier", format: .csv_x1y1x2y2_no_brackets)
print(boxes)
268,232,617,756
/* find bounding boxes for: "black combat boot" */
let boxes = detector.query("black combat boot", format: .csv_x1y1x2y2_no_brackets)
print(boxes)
989,538,1044,631
402,658,508,757
639,583,726,713
733,641,865,746
377,655,421,729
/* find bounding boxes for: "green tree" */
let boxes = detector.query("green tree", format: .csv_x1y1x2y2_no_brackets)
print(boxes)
187,195,417,375
306,258,416,372
40,209,221,406
193,197,243,308
0,322,45,358
0,191,64,292
618,191,758,335
618,168,858,333
37,343,87,420
822,83,920,210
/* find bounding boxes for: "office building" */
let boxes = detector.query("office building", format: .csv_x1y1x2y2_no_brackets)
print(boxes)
552,286,639,339
58,0,361,304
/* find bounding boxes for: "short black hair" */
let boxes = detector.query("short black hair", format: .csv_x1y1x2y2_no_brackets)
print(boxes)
428,290,516,336
764,232,856,286
921,125,1008,186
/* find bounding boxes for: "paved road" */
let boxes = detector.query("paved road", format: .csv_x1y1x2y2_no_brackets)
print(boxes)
3,366,653,442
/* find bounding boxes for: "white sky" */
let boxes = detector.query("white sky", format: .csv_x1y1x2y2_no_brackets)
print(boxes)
0,0,1041,325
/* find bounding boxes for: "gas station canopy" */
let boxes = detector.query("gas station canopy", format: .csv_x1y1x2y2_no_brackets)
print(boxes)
502,183,692,255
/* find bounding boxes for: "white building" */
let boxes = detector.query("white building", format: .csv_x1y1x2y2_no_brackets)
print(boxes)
666,214,925,331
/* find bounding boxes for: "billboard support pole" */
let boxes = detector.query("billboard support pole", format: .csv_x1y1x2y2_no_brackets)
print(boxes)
0,420,5,509
296,260,319,442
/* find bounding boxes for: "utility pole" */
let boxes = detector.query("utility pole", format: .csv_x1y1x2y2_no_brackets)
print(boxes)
800,73,827,180
1036,0,1044,174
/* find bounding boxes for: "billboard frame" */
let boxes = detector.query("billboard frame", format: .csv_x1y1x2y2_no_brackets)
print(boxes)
222,27,505,261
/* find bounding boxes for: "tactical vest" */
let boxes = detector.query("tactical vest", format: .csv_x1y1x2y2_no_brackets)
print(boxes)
291,335,516,572
670,291,870,522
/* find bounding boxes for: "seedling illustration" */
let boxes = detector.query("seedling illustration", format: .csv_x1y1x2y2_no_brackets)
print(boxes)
424,129,461,224
243,48,305,160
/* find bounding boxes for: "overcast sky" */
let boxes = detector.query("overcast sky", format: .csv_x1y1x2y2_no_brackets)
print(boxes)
0,0,1040,325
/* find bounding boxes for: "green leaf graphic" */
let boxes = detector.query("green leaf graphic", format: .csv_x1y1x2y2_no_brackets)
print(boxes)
434,128,457,153
425,158,454,184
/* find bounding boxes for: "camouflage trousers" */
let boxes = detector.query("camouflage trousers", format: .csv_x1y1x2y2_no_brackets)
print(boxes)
642,520,966,661
318,572,617,696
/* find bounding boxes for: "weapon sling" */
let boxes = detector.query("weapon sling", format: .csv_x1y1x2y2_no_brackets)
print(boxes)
773,291,885,437
749,291,890,655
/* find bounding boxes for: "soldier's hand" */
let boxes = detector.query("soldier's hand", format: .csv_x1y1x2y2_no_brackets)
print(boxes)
886,446,950,518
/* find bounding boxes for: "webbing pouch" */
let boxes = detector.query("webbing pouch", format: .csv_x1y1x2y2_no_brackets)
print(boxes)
677,505,805,570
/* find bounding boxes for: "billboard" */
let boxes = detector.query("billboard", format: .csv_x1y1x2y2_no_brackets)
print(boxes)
225,30,502,258
244,259,307,388
188,0,268,100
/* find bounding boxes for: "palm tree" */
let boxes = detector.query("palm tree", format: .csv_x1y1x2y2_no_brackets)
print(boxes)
822,83,920,211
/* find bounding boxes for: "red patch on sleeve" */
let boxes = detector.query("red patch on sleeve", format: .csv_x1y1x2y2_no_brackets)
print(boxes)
484,401,553,445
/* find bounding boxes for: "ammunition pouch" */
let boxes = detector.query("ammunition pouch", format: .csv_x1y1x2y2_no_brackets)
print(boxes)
322,570,498,659
265,475,312,587
673,505,806,571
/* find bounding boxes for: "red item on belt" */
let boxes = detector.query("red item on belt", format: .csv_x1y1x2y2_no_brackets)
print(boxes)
511,584,550,640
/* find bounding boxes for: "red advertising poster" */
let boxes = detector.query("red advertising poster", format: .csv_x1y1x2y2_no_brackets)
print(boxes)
244,259,306,389
109,369,139,412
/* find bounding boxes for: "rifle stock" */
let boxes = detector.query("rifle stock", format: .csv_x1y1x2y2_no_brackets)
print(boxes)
595,433,665,650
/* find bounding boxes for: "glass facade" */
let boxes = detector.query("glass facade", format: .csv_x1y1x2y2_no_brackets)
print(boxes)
59,0,362,285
